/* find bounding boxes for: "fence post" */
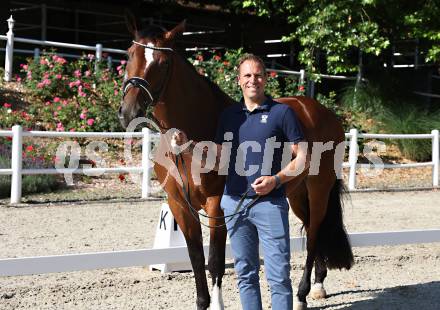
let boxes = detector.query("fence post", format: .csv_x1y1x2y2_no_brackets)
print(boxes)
95,43,102,71
348,128,359,190
4,15,15,82
107,56,112,70
432,129,439,187
11,125,23,204
33,48,40,62
299,69,305,85
141,128,151,198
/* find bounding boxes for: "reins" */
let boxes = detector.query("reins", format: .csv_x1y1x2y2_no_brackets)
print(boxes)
174,153,260,229
127,39,261,229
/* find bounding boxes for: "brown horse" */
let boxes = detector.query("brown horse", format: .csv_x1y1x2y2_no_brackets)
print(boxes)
118,19,354,310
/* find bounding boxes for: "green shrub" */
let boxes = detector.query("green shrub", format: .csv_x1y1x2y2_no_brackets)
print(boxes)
378,106,440,161
188,49,306,100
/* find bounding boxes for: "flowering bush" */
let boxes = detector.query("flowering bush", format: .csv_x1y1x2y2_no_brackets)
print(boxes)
188,49,306,101
17,52,124,132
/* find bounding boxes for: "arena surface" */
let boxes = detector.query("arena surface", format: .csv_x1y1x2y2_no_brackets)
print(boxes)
1,190,439,309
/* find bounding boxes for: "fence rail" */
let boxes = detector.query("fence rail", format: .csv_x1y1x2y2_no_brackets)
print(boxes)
1,125,439,204
1,229,440,277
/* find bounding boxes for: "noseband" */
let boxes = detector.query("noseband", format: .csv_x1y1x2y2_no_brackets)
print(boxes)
122,41,174,108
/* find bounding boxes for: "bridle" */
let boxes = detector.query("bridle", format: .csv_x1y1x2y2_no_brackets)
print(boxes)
122,40,174,110
122,40,261,229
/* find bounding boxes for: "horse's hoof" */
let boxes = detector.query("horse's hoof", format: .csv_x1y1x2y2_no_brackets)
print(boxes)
310,283,327,299
294,297,307,310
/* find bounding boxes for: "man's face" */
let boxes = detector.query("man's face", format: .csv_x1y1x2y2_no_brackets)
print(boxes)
238,60,267,102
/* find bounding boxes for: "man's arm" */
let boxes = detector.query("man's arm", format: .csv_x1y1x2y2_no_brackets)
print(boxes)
251,142,310,196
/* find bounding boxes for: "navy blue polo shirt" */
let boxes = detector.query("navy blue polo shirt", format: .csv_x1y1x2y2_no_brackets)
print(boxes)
215,97,304,197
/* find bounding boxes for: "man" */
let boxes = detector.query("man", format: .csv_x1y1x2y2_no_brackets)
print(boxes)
173,54,309,310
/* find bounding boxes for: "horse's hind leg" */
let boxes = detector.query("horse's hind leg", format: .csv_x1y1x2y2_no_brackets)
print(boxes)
295,176,332,310
206,197,227,310
168,198,210,310
310,256,327,299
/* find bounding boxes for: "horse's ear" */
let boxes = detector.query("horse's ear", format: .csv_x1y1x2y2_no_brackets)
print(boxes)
125,9,140,37
164,20,186,42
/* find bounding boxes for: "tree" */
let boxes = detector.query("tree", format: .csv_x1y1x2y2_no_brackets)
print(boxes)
239,0,440,74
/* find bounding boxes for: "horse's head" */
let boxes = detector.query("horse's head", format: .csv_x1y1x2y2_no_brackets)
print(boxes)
118,17,186,129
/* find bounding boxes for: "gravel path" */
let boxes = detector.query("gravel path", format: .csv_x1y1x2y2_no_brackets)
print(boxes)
1,190,440,309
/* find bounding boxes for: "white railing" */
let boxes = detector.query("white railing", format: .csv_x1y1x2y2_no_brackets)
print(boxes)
344,128,439,190
1,125,439,204
1,15,126,81
1,229,440,277
0,126,160,203
1,15,229,81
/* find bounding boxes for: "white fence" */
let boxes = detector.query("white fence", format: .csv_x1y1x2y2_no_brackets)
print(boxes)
1,15,228,82
0,126,160,203
1,125,439,204
0,229,439,277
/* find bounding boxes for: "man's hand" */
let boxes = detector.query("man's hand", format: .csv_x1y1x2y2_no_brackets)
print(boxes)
251,176,277,196
170,129,192,154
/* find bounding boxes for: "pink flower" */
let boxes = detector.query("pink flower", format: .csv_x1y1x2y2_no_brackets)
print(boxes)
45,101,51,106
52,55,67,65
42,79,51,86
87,118,95,126
3,103,12,108
37,82,44,88
114,90,119,95
74,70,81,78
87,54,95,60
120,60,127,65
53,112,58,117
57,106,62,111
69,128,76,132
56,122,64,132
55,74,62,79
53,97,60,103
80,113,87,120
16,76,22,82
62,100,68,106
40,58,48,65
84,70,91,77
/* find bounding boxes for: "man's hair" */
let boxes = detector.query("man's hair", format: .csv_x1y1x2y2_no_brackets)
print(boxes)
237,53,266,75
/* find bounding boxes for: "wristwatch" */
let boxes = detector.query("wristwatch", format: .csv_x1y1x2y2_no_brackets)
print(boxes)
273,175,282,189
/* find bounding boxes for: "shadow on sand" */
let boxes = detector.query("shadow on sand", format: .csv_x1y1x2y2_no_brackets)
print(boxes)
310,281,440,309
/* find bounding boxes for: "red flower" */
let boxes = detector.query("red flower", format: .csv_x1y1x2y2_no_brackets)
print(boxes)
298,85,305,91
118,174,126,182
222,61,230,66
26,145,34,152
196,54,204,61
6,137,12,141
3,103,12,108
214,55,221,61
269,71,277,78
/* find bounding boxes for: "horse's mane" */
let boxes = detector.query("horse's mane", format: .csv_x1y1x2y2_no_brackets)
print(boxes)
182,56,236,107
137,25,236,110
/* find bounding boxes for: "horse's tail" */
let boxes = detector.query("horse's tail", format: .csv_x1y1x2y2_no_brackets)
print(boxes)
316,179,354,270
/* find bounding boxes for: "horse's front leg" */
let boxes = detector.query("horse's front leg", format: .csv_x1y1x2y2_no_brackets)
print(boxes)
206,197,227,310
169,198,210,310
